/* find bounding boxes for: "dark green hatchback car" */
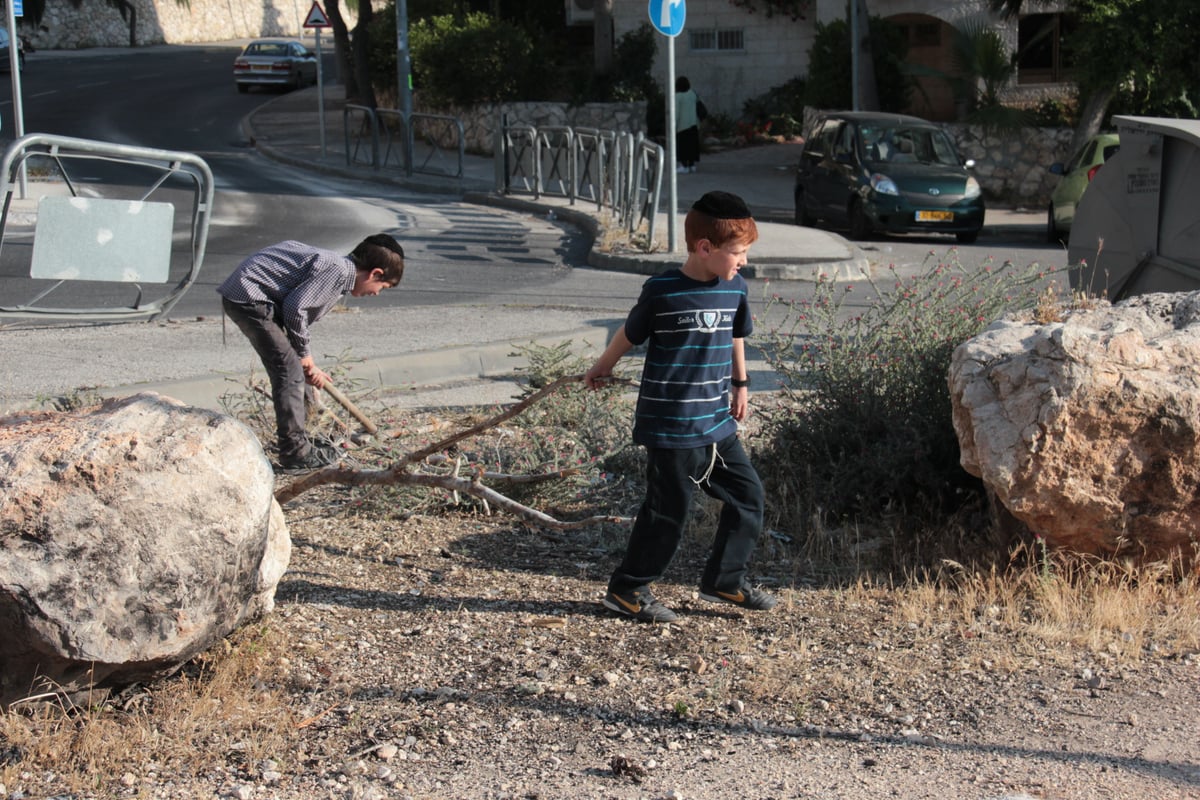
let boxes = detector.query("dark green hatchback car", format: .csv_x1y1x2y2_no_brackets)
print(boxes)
794,112,985,243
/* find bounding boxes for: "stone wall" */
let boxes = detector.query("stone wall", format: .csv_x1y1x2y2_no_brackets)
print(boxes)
420,100,649,157
17,0,354,50
948,125,1075,208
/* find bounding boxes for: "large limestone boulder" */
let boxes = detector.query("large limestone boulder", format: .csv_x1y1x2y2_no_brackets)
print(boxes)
949,292,1200,568
0,393,289,707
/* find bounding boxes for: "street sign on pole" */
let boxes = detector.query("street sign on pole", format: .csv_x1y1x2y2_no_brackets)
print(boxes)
303,2,332,157
648,0,685,37
649,0,685,252
303,1,330,28
12,0,23,17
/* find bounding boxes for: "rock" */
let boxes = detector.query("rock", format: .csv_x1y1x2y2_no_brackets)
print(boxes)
949,292,1200,568
0,393,289,707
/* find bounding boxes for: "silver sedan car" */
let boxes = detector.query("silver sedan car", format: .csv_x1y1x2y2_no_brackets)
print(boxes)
233,39,317,93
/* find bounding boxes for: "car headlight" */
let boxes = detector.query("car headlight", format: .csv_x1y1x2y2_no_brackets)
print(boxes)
870,173,899,196
964,176,981,199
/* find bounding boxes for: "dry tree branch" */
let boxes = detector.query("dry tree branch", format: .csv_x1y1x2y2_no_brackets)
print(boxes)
273,374,634,530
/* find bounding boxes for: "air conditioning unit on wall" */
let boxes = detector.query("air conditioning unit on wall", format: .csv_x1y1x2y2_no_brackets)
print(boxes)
566,0,595,26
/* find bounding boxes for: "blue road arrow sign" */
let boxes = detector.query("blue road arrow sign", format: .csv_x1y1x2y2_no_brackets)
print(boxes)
648,0,685,37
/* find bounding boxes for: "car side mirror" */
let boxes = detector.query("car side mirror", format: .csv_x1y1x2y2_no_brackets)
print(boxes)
1049,163,1065,175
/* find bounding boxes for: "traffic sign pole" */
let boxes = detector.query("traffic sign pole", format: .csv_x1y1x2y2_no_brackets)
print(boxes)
315,29,325,156
303,1,333,157
649,0,685,253
666,34,676,253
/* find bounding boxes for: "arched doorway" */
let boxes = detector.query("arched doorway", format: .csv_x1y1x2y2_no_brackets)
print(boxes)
889,13,959,121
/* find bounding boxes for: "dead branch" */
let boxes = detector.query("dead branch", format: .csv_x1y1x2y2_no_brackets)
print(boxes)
273,374,633,531
425,454,581,484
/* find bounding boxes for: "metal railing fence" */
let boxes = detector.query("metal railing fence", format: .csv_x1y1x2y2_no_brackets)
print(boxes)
495,118,664,249
343,105,466,179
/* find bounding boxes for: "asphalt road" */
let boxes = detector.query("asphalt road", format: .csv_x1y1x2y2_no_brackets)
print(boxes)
0,43,644,321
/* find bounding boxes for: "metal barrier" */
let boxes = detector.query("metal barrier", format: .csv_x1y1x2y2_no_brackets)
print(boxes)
344,104,378,169
501,124,538,195
497,121,664,250
0,133,214,323
343,106,465,179
410,113,466,179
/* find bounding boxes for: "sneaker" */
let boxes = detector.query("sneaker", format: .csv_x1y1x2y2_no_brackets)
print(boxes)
676,165,688,174
689,165,698,173
278,443,340,473
699,583,777,611
602,589,679,623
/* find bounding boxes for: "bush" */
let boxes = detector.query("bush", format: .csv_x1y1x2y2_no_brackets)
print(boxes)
754,253,1063,560
805,16,911,112
396,12,541,106
741,77,806,138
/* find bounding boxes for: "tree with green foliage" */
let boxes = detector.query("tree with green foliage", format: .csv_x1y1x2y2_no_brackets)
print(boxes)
989,0,1200,157
404,12,538,106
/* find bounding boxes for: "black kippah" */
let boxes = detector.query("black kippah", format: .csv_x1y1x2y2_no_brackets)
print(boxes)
365,233,405,259
691,191,753,220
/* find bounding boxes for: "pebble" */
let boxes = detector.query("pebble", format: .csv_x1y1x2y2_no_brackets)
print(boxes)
378,744,400,761
602,671,620,686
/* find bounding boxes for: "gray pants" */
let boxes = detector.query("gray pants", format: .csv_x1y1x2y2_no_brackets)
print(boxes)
222,297,310,462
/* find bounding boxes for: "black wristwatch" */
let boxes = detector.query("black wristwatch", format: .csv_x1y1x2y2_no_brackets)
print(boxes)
731,377,750,388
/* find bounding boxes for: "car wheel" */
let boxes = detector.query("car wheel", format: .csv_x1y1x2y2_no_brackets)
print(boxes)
848,199,872,240
794,187,814,227
237,83,249,94
956,229,980,244
1046,203,1061,243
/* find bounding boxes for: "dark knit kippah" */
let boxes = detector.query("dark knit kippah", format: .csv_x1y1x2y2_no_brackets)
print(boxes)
691,191,753,220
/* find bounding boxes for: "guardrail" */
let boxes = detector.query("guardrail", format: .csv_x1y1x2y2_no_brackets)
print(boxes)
343,105,466,179
0,134,214,323
495,119,664,250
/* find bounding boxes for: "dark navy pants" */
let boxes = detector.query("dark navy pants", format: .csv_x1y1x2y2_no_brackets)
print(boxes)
222,297,309,462
609,434,764,595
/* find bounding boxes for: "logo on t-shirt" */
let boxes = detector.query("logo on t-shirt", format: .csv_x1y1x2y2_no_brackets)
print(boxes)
696,310,721,332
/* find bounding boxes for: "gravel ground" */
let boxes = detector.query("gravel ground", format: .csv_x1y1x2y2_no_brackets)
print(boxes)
233,501,1200,800
3,410,1198,800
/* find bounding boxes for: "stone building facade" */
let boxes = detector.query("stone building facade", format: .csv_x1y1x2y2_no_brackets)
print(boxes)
15,0,351,50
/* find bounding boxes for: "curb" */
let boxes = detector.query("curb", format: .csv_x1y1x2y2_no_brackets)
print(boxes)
78,326,612,414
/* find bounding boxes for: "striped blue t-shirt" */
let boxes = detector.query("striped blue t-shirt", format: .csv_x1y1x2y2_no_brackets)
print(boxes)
624,269,752,449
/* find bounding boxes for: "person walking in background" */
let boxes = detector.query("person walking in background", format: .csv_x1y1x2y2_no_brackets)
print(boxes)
218,234,406,472
675,76,703,173
583,190,777,623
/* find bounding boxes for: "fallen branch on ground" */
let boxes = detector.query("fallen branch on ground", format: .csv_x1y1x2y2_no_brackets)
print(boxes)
273,375,633,530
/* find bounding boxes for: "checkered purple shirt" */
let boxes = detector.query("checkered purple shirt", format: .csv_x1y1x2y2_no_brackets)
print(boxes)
218,240,355,358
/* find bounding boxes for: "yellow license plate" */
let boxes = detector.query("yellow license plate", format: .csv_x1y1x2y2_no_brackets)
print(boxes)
252,64,271,71
916,210,954,222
